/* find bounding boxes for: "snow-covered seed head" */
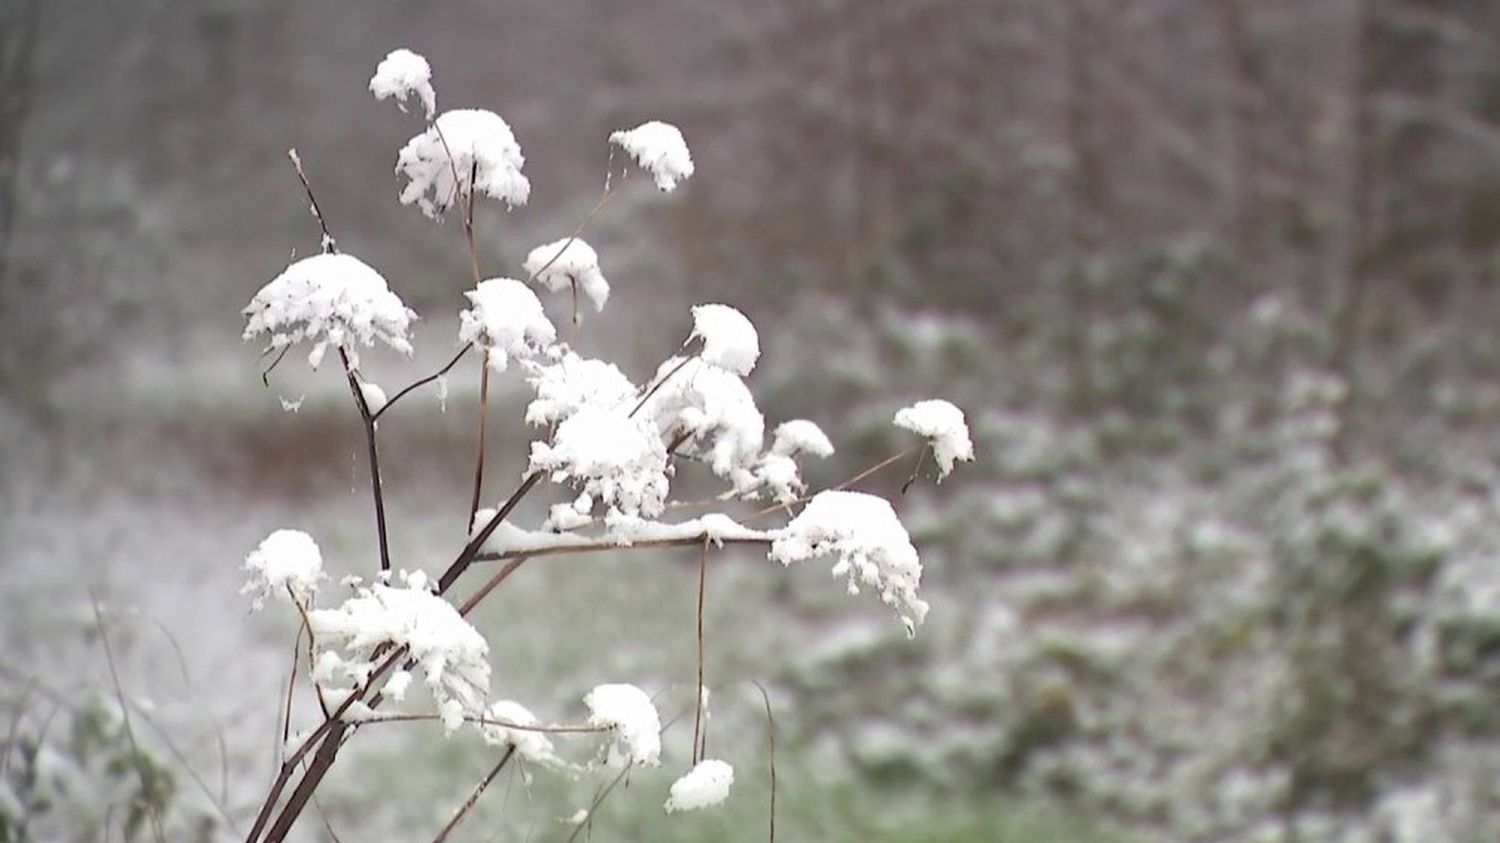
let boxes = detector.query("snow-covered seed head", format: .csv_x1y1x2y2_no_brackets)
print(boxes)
609,120,694,192
369,48,436,119
457,278,557,371
690,304,760,376
397,109,530,219
893,399,975,481
242,252,417,370
241,529,325,611
584,683,662,768
664,759,734,813
523,237,610,312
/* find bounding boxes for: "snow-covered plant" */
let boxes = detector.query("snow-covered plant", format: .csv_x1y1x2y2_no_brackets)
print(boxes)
236,47,971,843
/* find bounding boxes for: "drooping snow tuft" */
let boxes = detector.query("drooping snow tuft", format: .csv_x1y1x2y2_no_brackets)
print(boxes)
771,419,835,459
458,278,557,371
241,529,325,610
523,238,610,312
480,700,566,768
664,759,734,813
525,353,637,427
690,304,760,376
638,356,764,488
584,683,661,767
306,570,490,735
528,407,671,518
893,399,975,480
243,253,417,369
770,490,929,636
369,48,436,119
397,109,530,219
609,121,695,191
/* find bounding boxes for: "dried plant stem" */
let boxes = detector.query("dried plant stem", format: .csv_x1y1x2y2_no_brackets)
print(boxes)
692,539,710,764
430,746,516,843
564,765,632,843
473,534,770,564
750,681,778,843
372,343,472,422
439,471,543,594
341,348,391,571
355,713,607,735
750,447,916,520
630,352,695,418
525,188,614,284
288,149,337,253
468,353,492,533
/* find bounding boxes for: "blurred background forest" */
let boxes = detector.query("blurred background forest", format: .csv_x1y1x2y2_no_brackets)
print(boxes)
6,0,1500,841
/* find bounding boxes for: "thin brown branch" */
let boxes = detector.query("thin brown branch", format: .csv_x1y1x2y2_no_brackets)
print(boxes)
564,765,632,843
630,352,695,418
525,189,614,284
468,353,491,533
356,712,607,735
750,680,777,843
750,448,915,519
260,345,291,387
372,343,472,422
431,746,516,843
340,348,391,571
458,556,531,616
473,533,771,564
287,149,337,253
692,539,710,764
438,471,544,594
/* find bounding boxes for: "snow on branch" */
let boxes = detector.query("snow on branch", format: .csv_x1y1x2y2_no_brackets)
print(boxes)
638,356,764,488
523,237,610,312
369,48,436,119
524,352,637,428
243,252,417,369
458,278,557,371
664,759,734,813
528,407,672,520
241,529,325,611
770,490,930,636
397,109,530,219
893,399,975,480
690,304,760,376
771,419,834,459
480,700,567,769
584,683,661,768
609,120,694,192
307,570,490,734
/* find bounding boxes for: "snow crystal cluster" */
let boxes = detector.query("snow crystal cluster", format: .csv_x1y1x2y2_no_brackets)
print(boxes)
610,120,695,192
584,683,662,767
524,237,610,312
241,529,325,610
307,570,490,734
369,48,436,119
397,109,530,218
528,407,672,520
664,759,735,813
457,278,557,371
772,490,930,636
242,253,416,369
480,700,565,768
894,399,975,479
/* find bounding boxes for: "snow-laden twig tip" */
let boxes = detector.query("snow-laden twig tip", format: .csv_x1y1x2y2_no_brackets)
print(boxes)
690,304,760,376
369,48,436,119
243,253,416,370
770,490,929,636
664,759,734,813
458,278,557,372
398,109,530,219
893,399,974,480
524,238,610,312
609,121,694,192
242,529,325,611
584,683,662,767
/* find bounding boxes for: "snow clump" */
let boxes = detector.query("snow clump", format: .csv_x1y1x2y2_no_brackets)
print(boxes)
480,700,566,768
369,48,436,119
584,683,662,767
458,278,557,371
528,407,671,519
242,529,325,610
690,304,760,376
397,109,530,218
770,490,929,636
524,352,637,427
771,419,835,458
664,759,734,813
307,570,490,734
243,253,416,369
638,356,764,488
610,120,694,191
523,237,610,312
893,399,975,479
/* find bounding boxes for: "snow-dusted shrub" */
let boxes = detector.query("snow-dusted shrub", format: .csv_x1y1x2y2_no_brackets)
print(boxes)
234,47,971,843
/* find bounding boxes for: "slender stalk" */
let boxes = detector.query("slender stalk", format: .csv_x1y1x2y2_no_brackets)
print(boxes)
750,681,777,843
525,189,614,283
692,539,709,764
473,534,770,564
372,343,472,422
630,353,695,418
750,448,915,519
438,471,543,594
468,354,491,533
287,149,337,254
430,747,515,843
458,556,531,616
564,765,632,843
341,349,391,571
